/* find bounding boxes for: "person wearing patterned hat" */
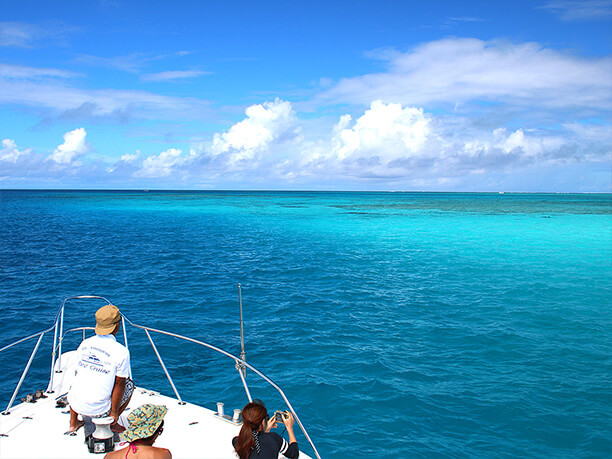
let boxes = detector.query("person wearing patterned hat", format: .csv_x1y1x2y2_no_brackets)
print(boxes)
67,304,134,434
233,400,299,459
104,404,171,459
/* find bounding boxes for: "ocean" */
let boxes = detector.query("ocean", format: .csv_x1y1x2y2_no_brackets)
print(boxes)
1,190,610,458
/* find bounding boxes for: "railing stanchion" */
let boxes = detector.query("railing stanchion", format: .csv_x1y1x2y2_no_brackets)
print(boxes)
123,319,323,459
57,306,65,372
47,321,59,393
3,333,44,415
238,283,247,379
122,317,129,351
277,393,322,459
0,296,322,459
144,329,184,405
236,360,252,402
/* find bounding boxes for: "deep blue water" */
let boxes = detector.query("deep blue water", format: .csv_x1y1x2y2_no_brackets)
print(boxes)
1,190,611,458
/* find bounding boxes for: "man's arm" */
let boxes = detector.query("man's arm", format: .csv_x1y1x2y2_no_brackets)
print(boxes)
109,376,126,421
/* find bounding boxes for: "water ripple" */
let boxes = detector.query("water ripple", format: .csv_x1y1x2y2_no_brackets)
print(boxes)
1,191,611,458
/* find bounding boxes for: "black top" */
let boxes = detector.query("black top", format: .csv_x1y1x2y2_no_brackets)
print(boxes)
232,431,299,459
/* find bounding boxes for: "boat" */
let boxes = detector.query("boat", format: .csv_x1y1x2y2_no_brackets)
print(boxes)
0,295,321,459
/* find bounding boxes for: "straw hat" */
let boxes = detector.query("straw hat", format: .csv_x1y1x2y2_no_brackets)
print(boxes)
122,404,168,443
95,304,121,335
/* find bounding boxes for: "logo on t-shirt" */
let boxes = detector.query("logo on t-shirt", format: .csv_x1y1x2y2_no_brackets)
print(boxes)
78,352,111,374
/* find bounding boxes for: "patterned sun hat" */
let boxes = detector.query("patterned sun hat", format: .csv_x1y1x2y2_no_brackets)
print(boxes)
122,404,168,443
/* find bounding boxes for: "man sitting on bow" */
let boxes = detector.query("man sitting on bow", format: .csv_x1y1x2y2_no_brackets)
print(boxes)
67,304,134,433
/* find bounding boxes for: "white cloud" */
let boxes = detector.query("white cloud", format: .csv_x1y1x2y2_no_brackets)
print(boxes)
135,148,187,177
0,138,31,162
51,128,89,164
140,70,211,82
293,100,597,185
105,151,141,174
0,78,211,122
1,99,609,191
0,59,213,123
541,0,612,21
209,99,297,167
76,53,152,73
563,122,612,142
331,100,431,161
0,63,78,80
0,22,39,47
120,152,140,162
446,17,484,23
463,127,565,160
185,98,608,188
76,51,194,73
319,38,612,112
0,21,78,48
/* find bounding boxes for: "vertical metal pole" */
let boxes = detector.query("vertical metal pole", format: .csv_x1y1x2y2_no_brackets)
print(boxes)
57,306,65,372
122,317,131,379
145,330,184,405
122,317,129,350
3,333,44,414
236,361,252,402
47,322,59,393
238,284,246,378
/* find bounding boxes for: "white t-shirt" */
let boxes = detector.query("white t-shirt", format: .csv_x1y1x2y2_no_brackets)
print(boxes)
67,334,131,416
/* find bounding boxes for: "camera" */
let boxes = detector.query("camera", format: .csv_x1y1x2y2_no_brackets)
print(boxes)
274,410,289,422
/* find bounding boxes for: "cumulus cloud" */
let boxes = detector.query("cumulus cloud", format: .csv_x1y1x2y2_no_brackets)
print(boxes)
294,100,605,185
105,151,141,175
135,148,191,177
1,98,609,191
0,138,32,162
331,100,432,161
120,99,608,188
319,38,612,112
120,152,140,162
0,137,73,185
209,99,298,167
51,128,89,164
460,127,565,164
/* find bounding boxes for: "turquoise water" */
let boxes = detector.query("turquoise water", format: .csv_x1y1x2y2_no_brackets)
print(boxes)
1,190,611,458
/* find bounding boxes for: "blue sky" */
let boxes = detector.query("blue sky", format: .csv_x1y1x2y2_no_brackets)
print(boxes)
1,0,611,191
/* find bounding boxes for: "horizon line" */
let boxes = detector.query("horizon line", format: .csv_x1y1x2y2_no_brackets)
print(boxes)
1,188,610,195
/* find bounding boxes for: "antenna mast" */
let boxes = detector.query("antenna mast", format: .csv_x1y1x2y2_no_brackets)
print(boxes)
238,283,246,377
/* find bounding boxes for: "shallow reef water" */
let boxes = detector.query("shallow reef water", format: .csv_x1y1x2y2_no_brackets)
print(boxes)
1,190,611,458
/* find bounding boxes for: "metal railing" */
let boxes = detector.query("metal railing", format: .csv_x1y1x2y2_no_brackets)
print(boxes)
0,295,321,459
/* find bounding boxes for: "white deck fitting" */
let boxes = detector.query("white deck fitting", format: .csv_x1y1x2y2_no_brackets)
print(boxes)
0,351,313,459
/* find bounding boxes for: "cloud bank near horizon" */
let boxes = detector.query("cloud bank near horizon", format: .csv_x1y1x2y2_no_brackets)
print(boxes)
1,38,610,191
3,97,610,190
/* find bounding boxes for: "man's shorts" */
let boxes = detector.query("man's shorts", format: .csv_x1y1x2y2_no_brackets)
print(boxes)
93,378,135,418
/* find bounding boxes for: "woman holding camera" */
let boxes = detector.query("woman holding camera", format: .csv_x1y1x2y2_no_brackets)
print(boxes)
233,401,299,459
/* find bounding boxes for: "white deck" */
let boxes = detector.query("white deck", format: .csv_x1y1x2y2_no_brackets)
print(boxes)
0,388,243,458
0,352,312,459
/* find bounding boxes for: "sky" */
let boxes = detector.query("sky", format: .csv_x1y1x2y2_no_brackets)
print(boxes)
1,0,611,191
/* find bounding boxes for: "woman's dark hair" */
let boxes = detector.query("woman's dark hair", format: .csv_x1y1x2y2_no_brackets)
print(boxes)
139,420,164,445
234,402,268,459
